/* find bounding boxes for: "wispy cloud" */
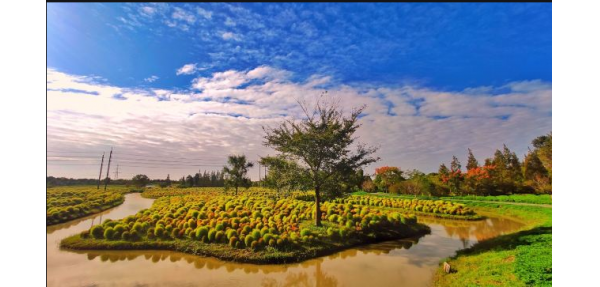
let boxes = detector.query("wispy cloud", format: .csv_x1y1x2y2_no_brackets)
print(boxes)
221,32,241,41
144,75,159,82
176,63,206,75
47,66,551,179
196,7,212,19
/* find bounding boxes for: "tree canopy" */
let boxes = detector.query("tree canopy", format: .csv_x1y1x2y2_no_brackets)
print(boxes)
223,155,254,195
263,97,379,226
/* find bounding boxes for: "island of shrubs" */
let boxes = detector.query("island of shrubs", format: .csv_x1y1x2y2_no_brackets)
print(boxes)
60,189,479,263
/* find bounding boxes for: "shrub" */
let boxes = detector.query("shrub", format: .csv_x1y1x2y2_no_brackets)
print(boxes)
104,227,115,240
244,235,255,247
215,231,225,242
208,229,217,242
196,227,209,240
154,226,165,239
91,225,105,239
229,236,238,247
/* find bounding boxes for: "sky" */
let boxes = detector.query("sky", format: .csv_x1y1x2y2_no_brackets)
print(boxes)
47,3,552,180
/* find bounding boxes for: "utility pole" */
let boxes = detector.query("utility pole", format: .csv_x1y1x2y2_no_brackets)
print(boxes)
104,148,113,191
114,165,119,180
97,152,105,189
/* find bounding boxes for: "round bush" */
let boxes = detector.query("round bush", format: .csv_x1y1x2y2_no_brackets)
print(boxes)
104,227,115,240
196,227,209,240
244,235,254,247
91,225,105,239
154,226,165,238
229,236,238,247
132,222,143,232
215,231,225,242
208,229,217,242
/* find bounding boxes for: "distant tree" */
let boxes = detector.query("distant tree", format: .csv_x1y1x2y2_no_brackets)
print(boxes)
223,155,254,195
399,169,435,197
193,173,200,187
361,177,376,193
373,166,405,193
131,174,150,187
185,175,194,187
532,133,552,179
448,156,464,195
466,148,479,171
165,174,171,187
523,150,551,194
263,97,378,227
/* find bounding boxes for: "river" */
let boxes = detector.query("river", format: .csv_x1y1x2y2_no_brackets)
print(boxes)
47,193,524,287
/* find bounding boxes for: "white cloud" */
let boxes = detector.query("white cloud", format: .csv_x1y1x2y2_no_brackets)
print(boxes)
176,63,205,75
221,32,241,41
224,17,236,26
140,6,156,16
144,75,159,83
172,7,195,24
196,7,212,19
47,67,551,180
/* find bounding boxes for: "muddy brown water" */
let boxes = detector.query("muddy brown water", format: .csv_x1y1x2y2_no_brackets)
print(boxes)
47,193,524,287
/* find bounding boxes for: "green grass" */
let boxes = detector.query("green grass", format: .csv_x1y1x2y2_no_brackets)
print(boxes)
433,202,551,286
442,194,552,205
352,191,552,205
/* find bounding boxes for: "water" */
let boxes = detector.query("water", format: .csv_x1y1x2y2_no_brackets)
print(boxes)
47,193,524,287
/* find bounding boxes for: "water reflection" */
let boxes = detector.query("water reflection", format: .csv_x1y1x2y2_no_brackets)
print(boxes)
73,236,424,274
47,194,525,287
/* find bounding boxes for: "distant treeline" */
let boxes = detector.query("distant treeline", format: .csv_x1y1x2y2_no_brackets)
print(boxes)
177,170,225,188
47,170,226,188
46,176,131,187
362,133,552,196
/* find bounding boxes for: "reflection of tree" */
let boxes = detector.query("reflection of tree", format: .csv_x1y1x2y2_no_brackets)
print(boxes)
261,259,338,287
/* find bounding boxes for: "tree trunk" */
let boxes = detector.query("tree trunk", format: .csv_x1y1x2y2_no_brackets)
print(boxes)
315,186,322,227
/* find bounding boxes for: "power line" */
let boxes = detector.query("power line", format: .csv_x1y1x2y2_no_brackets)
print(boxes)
47,160,223,167
47,150,225,161
47,155,224,165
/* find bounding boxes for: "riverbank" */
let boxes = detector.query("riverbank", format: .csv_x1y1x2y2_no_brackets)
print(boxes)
433,201,552,286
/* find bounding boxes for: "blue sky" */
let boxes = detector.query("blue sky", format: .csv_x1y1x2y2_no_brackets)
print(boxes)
47,3,552,179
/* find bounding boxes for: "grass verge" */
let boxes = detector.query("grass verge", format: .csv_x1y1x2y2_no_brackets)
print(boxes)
433,202,551,286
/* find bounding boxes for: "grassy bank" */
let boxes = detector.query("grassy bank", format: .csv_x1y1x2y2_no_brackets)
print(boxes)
433,202,552,286
353,191,551,205
46,185,135,226
442,194,552,205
